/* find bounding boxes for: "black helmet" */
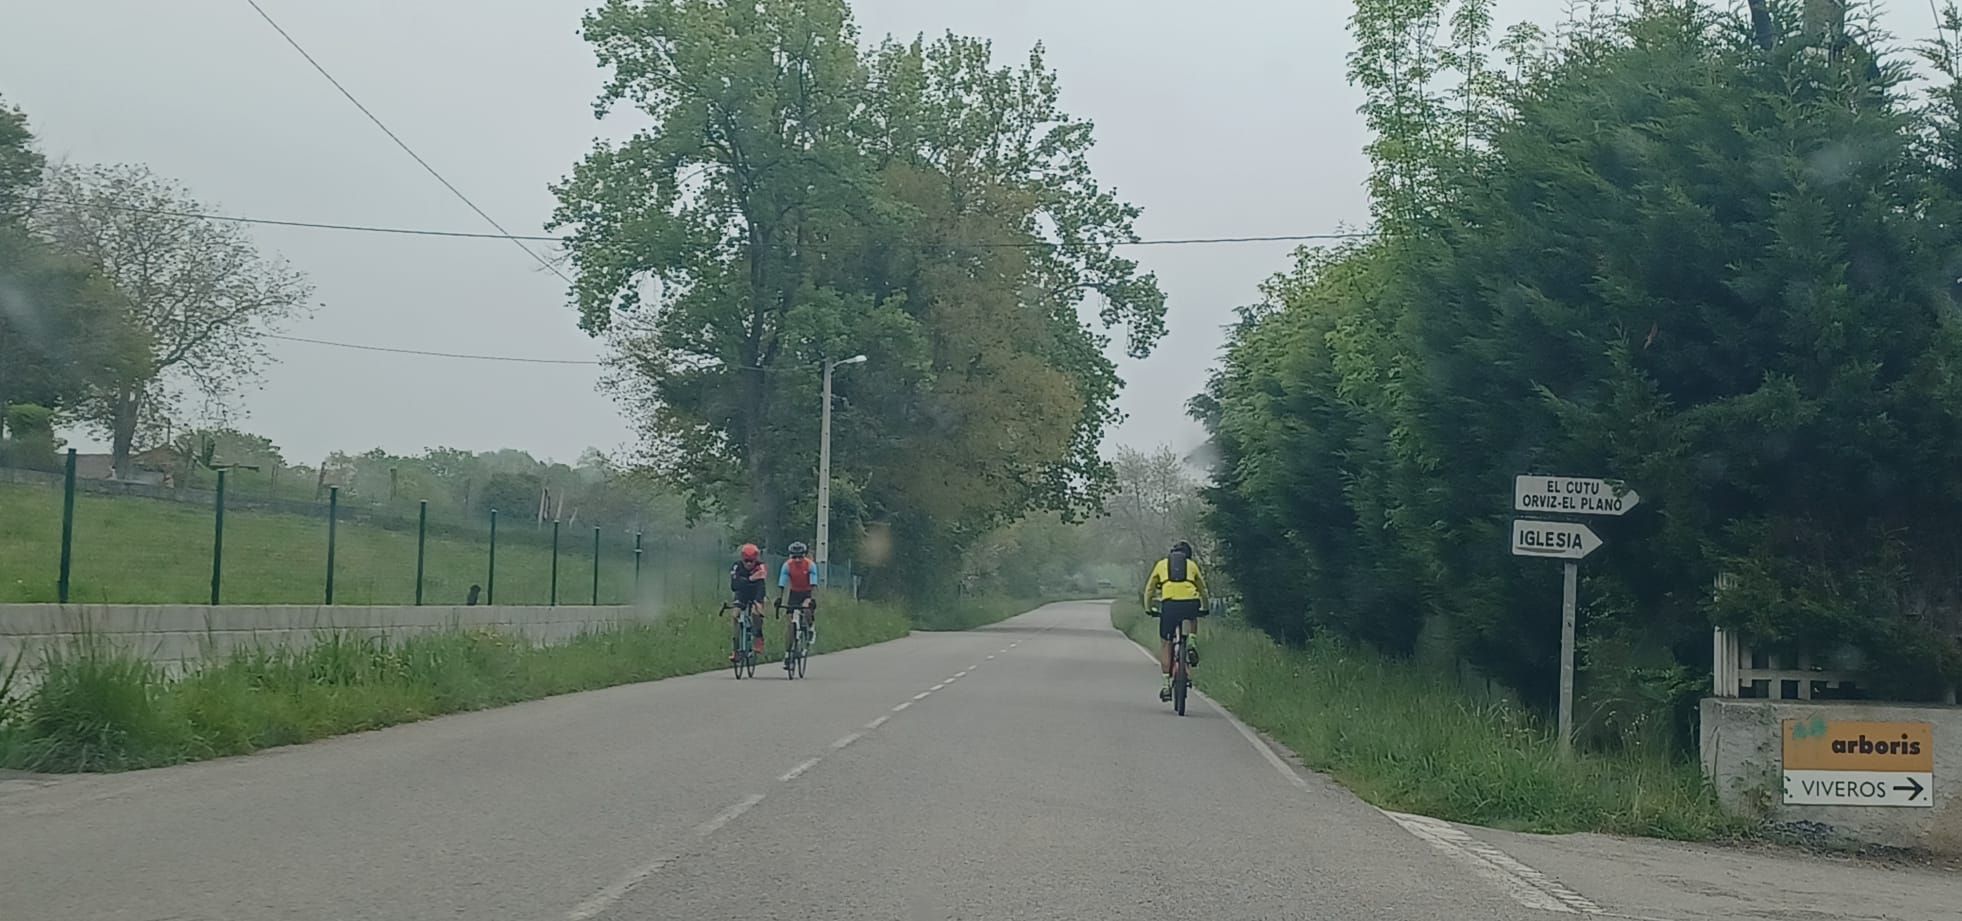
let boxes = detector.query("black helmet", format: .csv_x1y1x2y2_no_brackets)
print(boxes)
788,541,809,556
1170,540,1193,557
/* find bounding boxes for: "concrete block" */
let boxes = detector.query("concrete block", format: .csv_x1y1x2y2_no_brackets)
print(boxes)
1701,698,1962,854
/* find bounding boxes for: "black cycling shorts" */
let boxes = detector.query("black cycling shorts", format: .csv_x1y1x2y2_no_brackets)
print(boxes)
786,590,814,612
1156,598,1203,641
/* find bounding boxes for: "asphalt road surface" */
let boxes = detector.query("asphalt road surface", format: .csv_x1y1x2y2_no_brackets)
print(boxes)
3,601,1956,920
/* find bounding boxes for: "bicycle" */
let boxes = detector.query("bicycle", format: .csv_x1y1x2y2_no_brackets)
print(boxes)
723,597,761,679
1169,626,1193,716
1153,605,1197,716
777,597,815,679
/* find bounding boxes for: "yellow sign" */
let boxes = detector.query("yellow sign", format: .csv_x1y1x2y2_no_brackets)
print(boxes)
1782,718,1934,772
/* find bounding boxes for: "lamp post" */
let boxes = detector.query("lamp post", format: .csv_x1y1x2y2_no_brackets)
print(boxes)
817,354,866,581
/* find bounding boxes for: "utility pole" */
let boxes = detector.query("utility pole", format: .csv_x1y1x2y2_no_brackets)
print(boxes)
815,355,866,580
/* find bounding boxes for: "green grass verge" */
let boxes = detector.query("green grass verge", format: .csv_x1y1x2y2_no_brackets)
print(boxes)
0,599,909,772
906,595,1044,631
1111,605,1746,841
0,482,713,605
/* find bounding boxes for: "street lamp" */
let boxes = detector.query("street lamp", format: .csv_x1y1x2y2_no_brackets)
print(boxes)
817,354,867,582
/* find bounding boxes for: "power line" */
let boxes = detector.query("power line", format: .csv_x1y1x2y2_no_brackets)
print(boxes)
22,196,565,242
267,333,604,365
242,0,575,283
22,195,1372,248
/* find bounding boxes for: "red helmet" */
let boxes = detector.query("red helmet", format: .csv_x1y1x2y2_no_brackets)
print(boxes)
740,543,761,562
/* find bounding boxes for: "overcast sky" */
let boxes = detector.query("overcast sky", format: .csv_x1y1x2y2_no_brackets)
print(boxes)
0,1,1942,465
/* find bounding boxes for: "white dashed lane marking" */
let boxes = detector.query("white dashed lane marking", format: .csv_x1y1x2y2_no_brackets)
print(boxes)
778,758,820,783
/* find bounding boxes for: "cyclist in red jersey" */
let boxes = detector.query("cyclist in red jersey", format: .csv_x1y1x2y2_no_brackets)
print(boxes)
778,541,821,620
729,543,768,660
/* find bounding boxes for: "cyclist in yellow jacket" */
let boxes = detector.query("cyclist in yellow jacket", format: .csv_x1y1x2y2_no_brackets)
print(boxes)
1142,539,1208,702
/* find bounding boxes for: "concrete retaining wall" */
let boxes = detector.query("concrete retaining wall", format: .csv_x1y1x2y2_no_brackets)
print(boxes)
1700,698,1962,853
0,604,646,673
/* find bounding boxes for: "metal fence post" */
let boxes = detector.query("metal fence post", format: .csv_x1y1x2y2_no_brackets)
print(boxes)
325,485,339,604
487,508,499,605
549,519,560,606
210,468,228,605
633,531,644,601
591,526,601,605
57,448,76,603
415,499,428,606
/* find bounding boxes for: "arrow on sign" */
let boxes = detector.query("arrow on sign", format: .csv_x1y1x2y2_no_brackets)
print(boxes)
1896,777,1926,801
1511,519,1602,561
1515,475,1641,516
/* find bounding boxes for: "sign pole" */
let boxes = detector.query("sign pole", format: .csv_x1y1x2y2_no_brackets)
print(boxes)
1559,561,1578,754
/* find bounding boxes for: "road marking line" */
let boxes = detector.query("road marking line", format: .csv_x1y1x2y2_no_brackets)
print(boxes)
570,792,768,918
864,715,890,730
944,674,960,683
892,701,912,711
829,732,862,750
778,758,821,783
929,683,946,691
693,793,765,836
912,691,931,700
566,854,677,920
1384,812,1602,914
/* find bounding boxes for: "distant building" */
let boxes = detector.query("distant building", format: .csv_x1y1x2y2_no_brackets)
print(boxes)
71,448,175,486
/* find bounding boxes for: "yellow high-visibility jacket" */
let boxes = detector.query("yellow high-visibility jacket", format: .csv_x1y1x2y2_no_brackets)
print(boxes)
1143,556,1206,609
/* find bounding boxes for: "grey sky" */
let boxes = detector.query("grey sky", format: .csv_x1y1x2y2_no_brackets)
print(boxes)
0,1,1941,465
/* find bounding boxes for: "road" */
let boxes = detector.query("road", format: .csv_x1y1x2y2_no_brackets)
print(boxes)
2,601,1956,920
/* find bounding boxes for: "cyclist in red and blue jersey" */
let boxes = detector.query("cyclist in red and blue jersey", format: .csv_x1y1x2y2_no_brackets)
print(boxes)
777,541,821,649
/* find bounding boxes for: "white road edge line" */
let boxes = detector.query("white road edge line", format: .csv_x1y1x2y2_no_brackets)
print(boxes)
830,732,862,750
864,715,890,730
1122,640,1599,915
912,691,931,700
1383,812,1603,914
929,683,946,691
892,701,912,712
778,758,821,783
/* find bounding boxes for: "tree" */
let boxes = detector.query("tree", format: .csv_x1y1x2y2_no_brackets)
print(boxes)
0,99,141,443
32,164,311,477
1104,446,1202,566
1202,1,1962,728
0,98,40,222
555,2,1166,597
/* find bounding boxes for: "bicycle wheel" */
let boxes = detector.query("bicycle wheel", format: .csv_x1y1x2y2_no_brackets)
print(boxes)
796,643,809,678
732,624,746,679
1172,669,1189,716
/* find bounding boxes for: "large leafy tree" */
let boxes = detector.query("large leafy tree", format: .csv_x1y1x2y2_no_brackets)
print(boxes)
554,1,1165,595
33,164,311,478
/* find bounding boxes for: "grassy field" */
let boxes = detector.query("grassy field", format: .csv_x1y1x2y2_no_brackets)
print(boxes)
0,483,720,606
0,598,912,772
1111,605,1745,841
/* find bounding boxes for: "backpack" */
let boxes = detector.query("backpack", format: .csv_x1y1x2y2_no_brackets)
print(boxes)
1166,549,1191,583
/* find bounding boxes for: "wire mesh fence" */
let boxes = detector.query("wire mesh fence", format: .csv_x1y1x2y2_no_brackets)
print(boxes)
0,452,858,609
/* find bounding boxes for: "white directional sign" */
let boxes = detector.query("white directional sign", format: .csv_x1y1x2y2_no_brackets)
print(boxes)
1511,519,1601,561
1514,476,1641,516
1783,771,1933,807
